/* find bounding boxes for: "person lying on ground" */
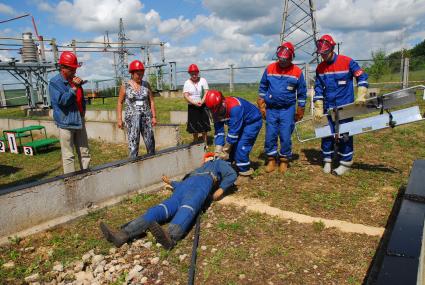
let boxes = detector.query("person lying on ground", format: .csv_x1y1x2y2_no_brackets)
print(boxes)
100,153,237,250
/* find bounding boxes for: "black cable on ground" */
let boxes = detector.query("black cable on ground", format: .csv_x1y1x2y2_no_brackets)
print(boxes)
188,213,201,285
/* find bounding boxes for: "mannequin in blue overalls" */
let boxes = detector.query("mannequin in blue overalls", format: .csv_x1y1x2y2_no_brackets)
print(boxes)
100,154,237,249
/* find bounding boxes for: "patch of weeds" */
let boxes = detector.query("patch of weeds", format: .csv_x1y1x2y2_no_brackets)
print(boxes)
85,209,106,221
256,190,269,198
217,221,243,232
7,236,22,245
204,249,225,279
49,233,65,246
8,249,20,261
229,248,249,261
347,275,360,284
111,272,127,285
159,248,170,260
252,168,261,177
313,220,325,232
131,193,155,204
266,245,289,257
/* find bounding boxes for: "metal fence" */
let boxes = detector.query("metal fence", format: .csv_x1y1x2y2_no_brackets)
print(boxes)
1,55,425,108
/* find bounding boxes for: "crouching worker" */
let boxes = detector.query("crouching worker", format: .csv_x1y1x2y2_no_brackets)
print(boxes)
100,153,237,250
204,90,262,185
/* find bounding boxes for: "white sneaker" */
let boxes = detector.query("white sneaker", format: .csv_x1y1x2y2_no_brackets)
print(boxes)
323,162,331,174
332,161,353,176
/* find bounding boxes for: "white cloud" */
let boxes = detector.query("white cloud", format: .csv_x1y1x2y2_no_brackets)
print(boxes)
0,3,15,15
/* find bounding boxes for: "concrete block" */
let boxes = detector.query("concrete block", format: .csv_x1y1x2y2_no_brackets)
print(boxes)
0,143,204,242
0,118,181,148
170,111,188,125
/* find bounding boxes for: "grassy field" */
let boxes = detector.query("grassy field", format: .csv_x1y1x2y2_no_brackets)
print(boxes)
0,87,424,284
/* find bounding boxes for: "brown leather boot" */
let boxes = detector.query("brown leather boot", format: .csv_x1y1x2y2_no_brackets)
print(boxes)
265,157,277,173
148,222,176,250
279,157,289,173
235,168,254,186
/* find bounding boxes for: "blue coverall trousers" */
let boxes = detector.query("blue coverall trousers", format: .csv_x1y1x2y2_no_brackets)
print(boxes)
264,105,296,159
231,119,262,172
321,117,353,162
122,174,213,241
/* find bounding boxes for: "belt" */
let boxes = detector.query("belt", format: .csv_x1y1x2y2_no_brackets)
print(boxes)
189,172,218,183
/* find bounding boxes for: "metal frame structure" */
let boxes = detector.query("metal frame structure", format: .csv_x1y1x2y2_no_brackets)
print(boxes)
280,0,319,63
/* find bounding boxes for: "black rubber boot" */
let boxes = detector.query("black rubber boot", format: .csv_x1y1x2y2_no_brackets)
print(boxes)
148,222,176,250
100,222,130,248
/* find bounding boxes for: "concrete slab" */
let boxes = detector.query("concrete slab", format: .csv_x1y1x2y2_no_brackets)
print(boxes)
0,118,181,148
0,143,204,243
170,111,188,124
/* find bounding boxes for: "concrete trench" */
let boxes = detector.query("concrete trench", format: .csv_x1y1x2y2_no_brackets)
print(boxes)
0,143,204,244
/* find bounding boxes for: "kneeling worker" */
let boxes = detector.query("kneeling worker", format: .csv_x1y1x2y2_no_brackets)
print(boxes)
100,154,237,250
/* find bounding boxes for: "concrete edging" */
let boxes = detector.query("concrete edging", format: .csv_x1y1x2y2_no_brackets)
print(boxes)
0,143,204,243
0,117,181,148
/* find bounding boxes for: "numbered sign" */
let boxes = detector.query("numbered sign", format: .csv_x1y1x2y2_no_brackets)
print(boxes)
23,146,34,156
0,141,5,152
6,132,18,154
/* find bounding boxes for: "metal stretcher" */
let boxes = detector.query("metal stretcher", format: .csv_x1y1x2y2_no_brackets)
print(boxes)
295,85,425,142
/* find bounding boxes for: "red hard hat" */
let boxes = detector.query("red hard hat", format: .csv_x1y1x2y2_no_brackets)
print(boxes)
188,64,199,73
316,34,336,54
204,152,215,163
129,60,145,72
58,51,81,68
205,90,224,112
276,41,295,61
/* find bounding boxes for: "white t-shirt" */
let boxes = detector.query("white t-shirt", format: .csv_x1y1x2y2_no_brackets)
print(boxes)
183,77,209,103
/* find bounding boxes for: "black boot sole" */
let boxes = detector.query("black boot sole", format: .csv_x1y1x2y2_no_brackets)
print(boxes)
148,222,175,250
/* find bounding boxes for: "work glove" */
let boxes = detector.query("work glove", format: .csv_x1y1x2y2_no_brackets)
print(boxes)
313,100,324,123
355,86,368,105
295,107,305,122
217,143,232,160
257,98,266,120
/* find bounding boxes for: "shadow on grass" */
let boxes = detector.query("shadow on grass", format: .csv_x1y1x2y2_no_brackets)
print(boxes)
303,148,400,173
353,162,400,173
302,148,322,166
257,152,300,162
0,166,61,191
0,165,22,177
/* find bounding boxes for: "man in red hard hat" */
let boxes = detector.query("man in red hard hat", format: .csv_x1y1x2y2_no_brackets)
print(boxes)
204,89,262,185
49,51,91,174
258,41,307,174
313,34,369,175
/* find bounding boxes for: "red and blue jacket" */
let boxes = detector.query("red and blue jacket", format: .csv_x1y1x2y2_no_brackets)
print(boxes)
258,62,307,108
314,54,368,109
213,97,262,145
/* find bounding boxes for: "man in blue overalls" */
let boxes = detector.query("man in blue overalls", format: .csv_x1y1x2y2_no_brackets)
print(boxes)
100,154,236,249
258,41,307,173
205,90,263,185
313,34,369,175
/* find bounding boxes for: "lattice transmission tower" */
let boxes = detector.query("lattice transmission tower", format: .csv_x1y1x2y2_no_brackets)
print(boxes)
117,18,129,81
280,0,319,63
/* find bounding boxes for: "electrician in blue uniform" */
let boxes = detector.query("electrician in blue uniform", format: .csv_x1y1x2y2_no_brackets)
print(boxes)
257,41,307,173
205,90,263,185
313,34,369,175
100,153,237,249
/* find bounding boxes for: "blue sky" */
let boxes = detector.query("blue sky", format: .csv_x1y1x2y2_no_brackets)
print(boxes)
0,0,424,83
